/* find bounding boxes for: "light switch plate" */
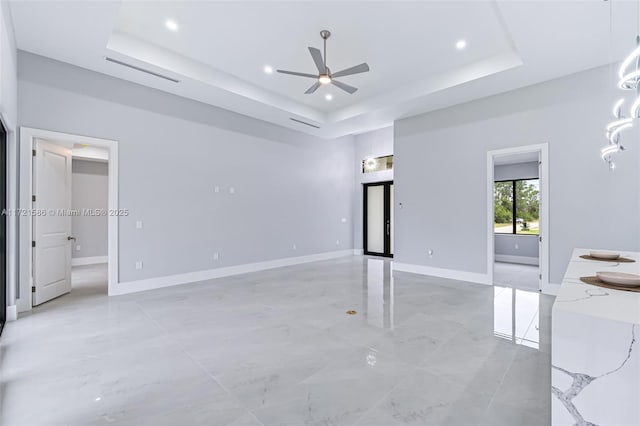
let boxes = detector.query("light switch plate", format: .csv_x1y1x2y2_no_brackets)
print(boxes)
135,261,143,270
136,221,143,229
75,245,81,251
214,186,220,193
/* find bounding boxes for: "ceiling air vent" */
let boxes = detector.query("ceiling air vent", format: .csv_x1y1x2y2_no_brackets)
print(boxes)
104,57,180,83
290,118,320,129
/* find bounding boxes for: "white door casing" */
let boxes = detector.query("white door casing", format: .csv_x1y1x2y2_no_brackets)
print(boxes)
32,139,72,305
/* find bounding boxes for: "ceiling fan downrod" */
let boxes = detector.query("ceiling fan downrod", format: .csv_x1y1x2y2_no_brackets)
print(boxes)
320,30,330,72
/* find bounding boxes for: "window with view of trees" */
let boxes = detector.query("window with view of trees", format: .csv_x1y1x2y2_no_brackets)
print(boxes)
494,179,539,235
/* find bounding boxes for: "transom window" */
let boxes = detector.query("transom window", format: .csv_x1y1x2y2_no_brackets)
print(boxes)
362,155,393,173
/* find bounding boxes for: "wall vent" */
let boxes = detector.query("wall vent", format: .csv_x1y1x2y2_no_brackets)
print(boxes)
289,118,320,129
104,57,180,83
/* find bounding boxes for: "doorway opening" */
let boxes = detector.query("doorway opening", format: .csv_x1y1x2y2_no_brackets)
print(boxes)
487,144,549,293
363,181,394,258
18,128,118,313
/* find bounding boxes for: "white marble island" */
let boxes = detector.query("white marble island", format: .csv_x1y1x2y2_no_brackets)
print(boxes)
552,248,640,426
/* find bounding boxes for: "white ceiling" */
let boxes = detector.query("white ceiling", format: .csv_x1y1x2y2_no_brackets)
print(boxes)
8,0,640,139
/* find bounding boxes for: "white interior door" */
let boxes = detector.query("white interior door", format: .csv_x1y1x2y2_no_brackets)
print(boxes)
32,139,72,306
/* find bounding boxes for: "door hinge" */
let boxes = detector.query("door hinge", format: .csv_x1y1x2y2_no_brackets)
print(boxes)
32,149,36,157
32,240,36,248
32,195,36,202
539,236,542,242
32,286,36,293
539,274,542,280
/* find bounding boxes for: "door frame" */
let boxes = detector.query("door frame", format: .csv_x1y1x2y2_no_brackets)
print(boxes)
0,118,6,335
363,180,394,258
18,127,119,313
486,143,549,293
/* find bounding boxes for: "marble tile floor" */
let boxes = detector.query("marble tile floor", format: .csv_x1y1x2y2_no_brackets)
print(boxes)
0,257,554,425
493,261,540,292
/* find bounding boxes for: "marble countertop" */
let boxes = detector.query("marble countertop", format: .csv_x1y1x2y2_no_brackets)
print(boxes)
553,248,640,325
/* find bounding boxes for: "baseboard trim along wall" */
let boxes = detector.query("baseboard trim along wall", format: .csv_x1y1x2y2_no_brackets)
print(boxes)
110,249,355,296
71,256,108,266
353,249,363,255
392,262,491,286
6,305,17,321
494,255,539,266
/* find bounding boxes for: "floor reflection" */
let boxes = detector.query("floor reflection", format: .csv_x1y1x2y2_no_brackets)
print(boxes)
364,258,394,329
493,286,540,349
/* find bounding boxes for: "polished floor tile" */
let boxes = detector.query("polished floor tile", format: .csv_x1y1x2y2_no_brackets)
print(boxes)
493,261,540,291
0,257,554,425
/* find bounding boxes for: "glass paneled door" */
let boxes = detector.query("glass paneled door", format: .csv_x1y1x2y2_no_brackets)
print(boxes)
364,181,393,257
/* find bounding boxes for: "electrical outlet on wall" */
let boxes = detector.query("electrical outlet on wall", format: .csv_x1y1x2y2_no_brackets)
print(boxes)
136,221,143,229
428,249,434,258
213,252,219,261
75,245,81,251
135,261,143,270
292,244,297,251
514,243,519,250
214,186,220,193
229,187,235,194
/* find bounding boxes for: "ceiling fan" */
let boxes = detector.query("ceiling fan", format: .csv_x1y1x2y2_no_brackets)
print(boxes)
277,30,370,95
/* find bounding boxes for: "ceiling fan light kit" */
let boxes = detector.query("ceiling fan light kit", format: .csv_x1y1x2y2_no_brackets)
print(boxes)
277,30,370,95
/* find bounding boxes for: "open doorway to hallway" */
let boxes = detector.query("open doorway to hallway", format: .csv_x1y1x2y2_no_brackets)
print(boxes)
487,144,549,293
69,149,110,300
18,128,118,313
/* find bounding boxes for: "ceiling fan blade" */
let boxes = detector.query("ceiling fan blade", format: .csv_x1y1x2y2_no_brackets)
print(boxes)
277,69,318,79
331,79,358,94
308,47,325,73
331,63,370,78
305,82,321,94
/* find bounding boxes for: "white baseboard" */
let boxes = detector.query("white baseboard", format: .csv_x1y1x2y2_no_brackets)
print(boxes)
353,249,363,255
110,249,354,296
392,262,491,286
6,305,17,321
72,256,108,266
495,255,539,266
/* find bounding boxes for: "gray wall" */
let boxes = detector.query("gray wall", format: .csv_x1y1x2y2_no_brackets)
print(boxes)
494,161,539,261
495,235,538,260
352,126,394,250
394,65,640,284
18,52,355,284
72,159,108,259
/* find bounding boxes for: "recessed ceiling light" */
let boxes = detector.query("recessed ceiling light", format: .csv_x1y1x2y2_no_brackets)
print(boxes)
165,20,179,32
264,65,273,74
456,40,466,50
325,94,333,101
